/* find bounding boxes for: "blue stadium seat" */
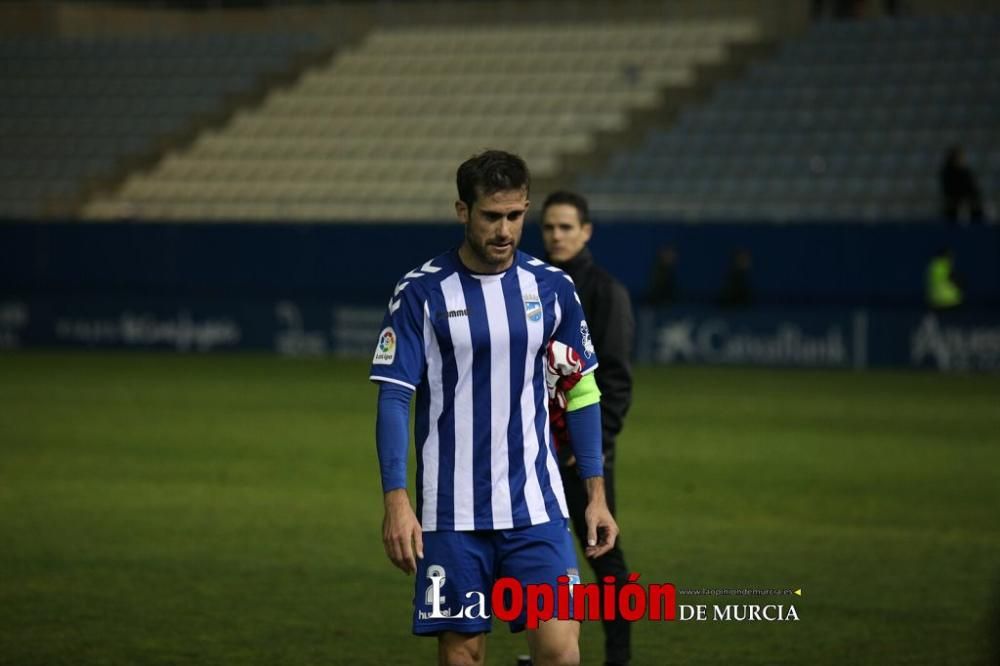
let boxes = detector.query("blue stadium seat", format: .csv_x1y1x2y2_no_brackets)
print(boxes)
0,32,329,218
581,14,999,221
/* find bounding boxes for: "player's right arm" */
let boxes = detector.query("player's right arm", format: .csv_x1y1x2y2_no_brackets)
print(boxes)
370,274,428,575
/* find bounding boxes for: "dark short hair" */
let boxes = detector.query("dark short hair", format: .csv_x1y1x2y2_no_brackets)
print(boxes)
541,190,590,225
456,150,530,209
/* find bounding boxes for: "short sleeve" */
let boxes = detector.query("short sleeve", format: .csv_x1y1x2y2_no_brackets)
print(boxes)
369,281,426,390
551,277,598,375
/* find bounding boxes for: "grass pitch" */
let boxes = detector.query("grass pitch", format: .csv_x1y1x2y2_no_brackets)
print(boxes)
0,351,998,665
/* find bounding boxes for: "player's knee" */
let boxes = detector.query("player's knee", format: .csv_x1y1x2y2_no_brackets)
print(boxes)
438,635,484,666
533,642,580,666
439,647,483,666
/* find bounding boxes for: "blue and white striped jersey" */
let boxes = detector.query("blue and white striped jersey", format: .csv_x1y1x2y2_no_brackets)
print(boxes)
370,249,598,532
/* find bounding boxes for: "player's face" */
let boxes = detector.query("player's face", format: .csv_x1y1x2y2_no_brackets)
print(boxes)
456,187,528,273
541,203,592,264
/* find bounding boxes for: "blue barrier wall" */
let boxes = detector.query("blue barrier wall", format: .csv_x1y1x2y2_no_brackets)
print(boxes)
2,221,998,369
2,221,998,307
586,222,1000,307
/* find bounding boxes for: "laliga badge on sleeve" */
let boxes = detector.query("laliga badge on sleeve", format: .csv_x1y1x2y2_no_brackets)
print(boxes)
373,326,397,365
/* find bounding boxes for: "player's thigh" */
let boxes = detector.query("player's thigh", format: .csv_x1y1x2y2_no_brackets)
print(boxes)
525,619,580,666
438,631,486,666
498,518,580,632
414,530,494,636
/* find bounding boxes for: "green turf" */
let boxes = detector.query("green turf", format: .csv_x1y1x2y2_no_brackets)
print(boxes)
0,351,998,665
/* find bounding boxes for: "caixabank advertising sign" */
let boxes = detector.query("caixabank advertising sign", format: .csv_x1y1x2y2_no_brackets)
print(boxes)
636,307,1000,372
2,298,998,372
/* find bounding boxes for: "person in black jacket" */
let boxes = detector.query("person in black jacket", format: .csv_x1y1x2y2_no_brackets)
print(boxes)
541,190,634,666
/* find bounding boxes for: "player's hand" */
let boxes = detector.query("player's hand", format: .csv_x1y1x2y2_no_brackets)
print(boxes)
382,489,423,575
583,478,619,559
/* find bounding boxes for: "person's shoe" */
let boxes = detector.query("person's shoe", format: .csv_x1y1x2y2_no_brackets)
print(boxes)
516,656,532,666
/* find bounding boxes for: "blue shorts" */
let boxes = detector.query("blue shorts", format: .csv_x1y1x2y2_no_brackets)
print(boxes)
412,518,579,635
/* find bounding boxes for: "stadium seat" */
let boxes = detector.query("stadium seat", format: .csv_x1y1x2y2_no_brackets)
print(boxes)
0,32,328,218
82,19,759,222
580,15,1000,221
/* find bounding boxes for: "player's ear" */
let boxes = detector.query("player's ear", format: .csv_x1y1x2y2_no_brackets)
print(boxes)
455,200,469,225
582,222,593,243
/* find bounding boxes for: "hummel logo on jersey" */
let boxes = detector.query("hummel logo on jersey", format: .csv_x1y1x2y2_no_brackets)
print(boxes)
436,308,469,320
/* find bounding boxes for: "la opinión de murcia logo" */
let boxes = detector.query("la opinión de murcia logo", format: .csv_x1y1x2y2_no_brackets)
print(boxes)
419,570,802,628
421,571,673,629
677,603,800,622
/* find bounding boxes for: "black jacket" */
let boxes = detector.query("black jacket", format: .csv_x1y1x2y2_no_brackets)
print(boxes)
550,247,634,454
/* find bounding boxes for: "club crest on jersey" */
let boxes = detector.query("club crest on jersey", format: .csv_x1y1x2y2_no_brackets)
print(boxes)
524,299,542,322
580,321,595,358
372,327,396,365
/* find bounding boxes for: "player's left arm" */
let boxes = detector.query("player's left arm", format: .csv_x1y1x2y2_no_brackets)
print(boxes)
551,274,620,557
583,476,618,559
564,377,620,559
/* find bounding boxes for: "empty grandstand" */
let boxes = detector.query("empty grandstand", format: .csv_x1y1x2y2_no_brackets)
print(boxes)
82,19,760,222
1,3,996,224
0,32,328,219
580,14,1000,221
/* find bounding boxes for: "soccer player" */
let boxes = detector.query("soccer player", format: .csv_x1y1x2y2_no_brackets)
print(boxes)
541,191,634,666
370,150,619,666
